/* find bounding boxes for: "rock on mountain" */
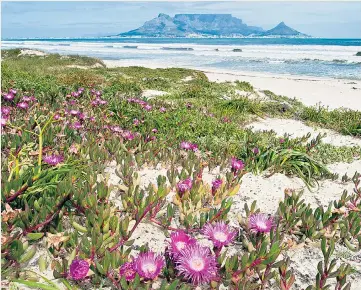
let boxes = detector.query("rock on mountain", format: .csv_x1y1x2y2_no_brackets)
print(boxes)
261,21,307,37
118,13,264,37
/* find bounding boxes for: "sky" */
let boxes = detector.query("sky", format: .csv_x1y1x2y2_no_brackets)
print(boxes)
2,1,361,39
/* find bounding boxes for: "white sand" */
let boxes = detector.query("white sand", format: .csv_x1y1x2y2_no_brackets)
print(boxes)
103,59,361,111
246,117,361,147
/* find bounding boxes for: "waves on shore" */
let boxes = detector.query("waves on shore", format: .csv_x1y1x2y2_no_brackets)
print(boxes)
2,40,361,79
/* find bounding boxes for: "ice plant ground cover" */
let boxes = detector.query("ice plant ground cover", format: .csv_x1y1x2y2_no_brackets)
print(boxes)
1,49,361,289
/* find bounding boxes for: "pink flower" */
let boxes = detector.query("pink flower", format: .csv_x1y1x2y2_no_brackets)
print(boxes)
77,113,86,120
72,121,83,130
222,116,231,123
145,135,156,143
122,130,135,141
249,213,274,234
279,138,285,144
110,126,122,133
68,99,77,105
119,262,136,282
17,102,29,110
71,92,79,97
133,251,164,280
211,179,223,195
3,93,14,101
70,110,79,116
202,221,237,248
231,157,244,172
176,244,218,285
9,89,17,95
151,128,158,133
22,95,32,102
177,178,192,195
43,154,64,166
69,259,89,280
253,147,259,155
1,118,8,127
54,114,60,120
180,141,192,150
186,102,192,109
168,231,197,259
159,107,166,113
95,91,102,97
133,119,140,126
143,104,152,111
1,107,11,116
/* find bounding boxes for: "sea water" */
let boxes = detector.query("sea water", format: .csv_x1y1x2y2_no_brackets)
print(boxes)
2,38,361,79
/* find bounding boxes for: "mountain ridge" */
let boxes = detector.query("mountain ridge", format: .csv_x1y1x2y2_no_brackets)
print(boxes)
117,14,309,38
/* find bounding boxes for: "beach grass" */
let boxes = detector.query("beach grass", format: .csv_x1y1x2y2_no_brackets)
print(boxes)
1,49,361,289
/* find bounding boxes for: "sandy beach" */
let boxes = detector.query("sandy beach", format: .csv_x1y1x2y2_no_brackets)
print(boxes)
104,59,361,111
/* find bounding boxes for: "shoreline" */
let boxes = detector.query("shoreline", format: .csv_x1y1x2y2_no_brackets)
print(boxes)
103,59,361,110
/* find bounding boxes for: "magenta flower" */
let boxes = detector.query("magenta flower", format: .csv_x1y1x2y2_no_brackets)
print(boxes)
190,143,198,151
68,99,77,105
110,126,122,133
145,135,156,143
95,90,102,97
211,179,223,195
43,154,64,166
119,262,136,282
186,102,192,109
69,259,89,280
70,109,79,116
9,89,17,95
222,117,231,123
54,113,60,120
3,93,14,101
202,221,237,248
133,119,140,126
143,104,152,111
71,91,79,98
279,138,285,144
176,244,218,285
22,95,32,102
168,231,197,259
1,107,11,116
231,157,245,172
91,100,99,106
17,102,29,110
122,130,135,141
177,178,192,195
72,121,83,130
151,128,158,133
133,251,165,280
249,213,274,234
1,118,8,127
253,147,259,155
99,99,107,105
159,107,166,113
77,112,86,120
180,141,192,150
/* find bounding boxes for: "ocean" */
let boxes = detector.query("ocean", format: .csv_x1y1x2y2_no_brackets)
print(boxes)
2,38,361,80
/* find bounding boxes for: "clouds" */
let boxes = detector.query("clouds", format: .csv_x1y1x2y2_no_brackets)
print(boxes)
2,1,361,38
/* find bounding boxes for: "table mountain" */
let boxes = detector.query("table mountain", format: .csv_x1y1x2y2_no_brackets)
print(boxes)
118,13,264,37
